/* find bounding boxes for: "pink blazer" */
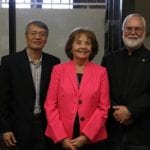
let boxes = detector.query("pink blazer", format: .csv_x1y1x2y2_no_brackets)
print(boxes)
44,61,110,143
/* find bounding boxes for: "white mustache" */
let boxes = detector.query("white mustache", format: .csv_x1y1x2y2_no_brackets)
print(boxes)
128,35,138,39
75,50,92,54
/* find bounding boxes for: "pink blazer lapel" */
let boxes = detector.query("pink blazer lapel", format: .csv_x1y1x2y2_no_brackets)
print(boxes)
66,61,93,96
67,61,79,93
78,63,92,96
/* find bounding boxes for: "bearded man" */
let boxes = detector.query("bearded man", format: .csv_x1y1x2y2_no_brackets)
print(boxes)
101,14,150,150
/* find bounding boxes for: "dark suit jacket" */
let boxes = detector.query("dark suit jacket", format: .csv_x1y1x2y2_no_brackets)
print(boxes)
0,49,60,148
102,45,150,146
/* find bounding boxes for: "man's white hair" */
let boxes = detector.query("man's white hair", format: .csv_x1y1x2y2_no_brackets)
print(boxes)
122,13,146,31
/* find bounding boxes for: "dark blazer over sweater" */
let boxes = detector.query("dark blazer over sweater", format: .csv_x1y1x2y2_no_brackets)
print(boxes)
0,49,60,147
102,45,150,146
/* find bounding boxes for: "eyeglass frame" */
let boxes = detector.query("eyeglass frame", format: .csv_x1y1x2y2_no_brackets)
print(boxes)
28,31,47,38
122,26,145,33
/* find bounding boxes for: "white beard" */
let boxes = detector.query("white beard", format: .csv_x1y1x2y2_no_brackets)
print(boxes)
123,34,145,49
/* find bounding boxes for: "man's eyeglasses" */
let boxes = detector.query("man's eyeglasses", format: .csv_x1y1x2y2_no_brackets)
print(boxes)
123,27,144,33
29,32,47,38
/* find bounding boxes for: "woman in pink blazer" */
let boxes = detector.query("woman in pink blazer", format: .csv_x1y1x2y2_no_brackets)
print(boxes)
44,27,110,150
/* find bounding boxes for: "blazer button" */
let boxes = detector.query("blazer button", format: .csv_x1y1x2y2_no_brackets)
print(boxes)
79,100,82,104
80,117,85,121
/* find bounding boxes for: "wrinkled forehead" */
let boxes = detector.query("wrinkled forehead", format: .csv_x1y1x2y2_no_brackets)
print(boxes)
74,33,91,40
124,16,145,28
28,24,45,31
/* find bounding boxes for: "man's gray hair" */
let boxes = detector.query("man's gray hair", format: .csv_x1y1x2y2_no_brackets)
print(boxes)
25,20,49,37
122,13,146,31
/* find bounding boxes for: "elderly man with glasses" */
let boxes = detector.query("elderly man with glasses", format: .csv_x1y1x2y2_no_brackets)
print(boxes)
0,20,60,150
101,13,150,150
